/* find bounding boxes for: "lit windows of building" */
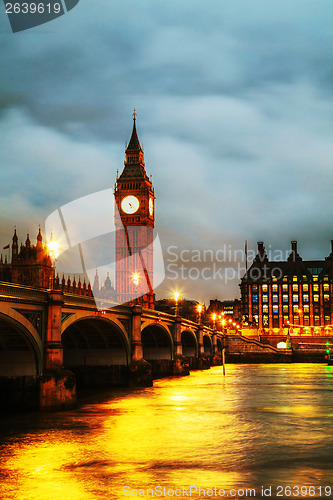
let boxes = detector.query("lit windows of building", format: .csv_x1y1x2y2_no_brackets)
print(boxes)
240,240,333,333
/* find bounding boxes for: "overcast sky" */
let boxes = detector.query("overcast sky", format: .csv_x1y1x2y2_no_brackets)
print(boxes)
1,0,333,304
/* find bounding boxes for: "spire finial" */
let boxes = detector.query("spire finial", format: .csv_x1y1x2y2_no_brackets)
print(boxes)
133,109,137,121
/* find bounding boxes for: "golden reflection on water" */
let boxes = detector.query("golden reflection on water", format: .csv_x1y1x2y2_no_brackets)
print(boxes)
1,364,333,500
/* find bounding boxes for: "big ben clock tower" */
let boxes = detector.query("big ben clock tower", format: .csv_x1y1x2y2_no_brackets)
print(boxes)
114,111,155,309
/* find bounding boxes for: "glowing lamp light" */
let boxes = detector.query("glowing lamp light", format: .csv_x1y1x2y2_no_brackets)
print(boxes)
174,292,180,302
48,240,59,260
277,342,287,349
212,313,216,321
197,304,202,313
133,273,139,286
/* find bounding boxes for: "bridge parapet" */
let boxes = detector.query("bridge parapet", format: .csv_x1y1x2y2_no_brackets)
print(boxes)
0,281,48,302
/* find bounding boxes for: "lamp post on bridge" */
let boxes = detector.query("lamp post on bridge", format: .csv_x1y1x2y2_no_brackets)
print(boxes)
197,304,202,324
133,273,139,304
212,313,216,331
174,291,180,316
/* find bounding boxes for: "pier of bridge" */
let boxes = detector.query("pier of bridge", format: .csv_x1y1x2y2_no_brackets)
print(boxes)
0,282,222,411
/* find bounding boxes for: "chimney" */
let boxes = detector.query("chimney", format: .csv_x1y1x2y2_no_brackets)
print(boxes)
291,241,297,253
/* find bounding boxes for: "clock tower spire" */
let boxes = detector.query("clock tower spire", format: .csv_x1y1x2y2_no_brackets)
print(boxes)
114,111,155,309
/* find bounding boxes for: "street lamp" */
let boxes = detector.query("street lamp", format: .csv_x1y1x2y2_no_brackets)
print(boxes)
298,308,303,333
133,273,139,303
197,304,202,324
174,291,180,316
212,313,216,330
47,237,60,287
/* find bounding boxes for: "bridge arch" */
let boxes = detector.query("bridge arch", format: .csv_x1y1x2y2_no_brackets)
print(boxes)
181,329,198,357
0,309,43,376
61,313,130,367
203,334,213,356
141,322,173,360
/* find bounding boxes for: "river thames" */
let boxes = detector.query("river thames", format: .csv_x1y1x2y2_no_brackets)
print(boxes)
1,364,333,499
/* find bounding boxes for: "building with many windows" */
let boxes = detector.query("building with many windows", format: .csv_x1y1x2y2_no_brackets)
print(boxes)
240,241,333,334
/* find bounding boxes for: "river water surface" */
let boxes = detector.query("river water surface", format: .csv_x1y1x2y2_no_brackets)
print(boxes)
1,364,333,499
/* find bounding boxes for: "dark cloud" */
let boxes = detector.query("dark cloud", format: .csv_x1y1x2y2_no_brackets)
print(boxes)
1,0,333,300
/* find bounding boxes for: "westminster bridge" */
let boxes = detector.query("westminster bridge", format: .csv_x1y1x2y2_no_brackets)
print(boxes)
0,282,223,410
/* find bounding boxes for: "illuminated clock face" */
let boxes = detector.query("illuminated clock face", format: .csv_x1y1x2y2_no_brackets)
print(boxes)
149,198,154,217
121,195,140,214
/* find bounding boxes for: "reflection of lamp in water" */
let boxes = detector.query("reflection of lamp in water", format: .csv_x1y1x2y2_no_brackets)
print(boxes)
174,291,180,316
133,273,139,303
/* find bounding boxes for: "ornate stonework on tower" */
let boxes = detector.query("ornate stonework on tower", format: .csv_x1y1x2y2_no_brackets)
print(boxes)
114,111,155,309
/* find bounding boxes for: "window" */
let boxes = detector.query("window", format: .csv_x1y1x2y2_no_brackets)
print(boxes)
304,316,310,326
325,316,330,324
293,284,298,292
313,295,319,302
252,285,258,292
283,295,289,302
263,316,269,326
313,275,318,282
324,294,330,302
313,284,319,292
273,295,278,303
303,284,308,292
303,305,309,313
314,316,320,325
283,305,288,313
263,305,268,313
283,275,288,282
303,295,309,303
324,284,330,292
252,295,258,303
262,285,268,292
293,305,299,313
283,284,288,292
273,306,279,314
272,284,278,292
262,295,268,303
293,276,298,282
293,295,299,302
